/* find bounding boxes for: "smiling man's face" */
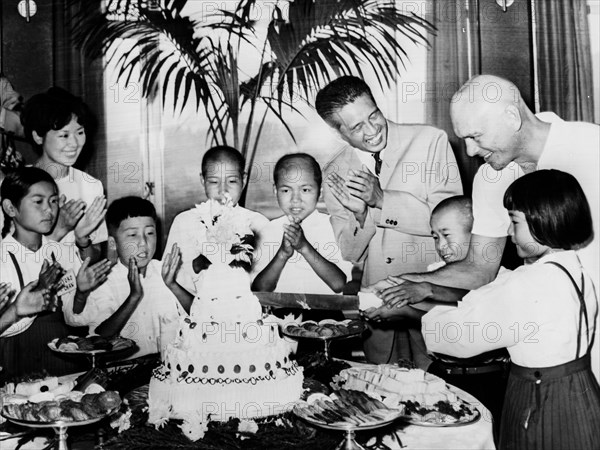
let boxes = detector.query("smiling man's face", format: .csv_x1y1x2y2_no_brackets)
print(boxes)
331,94,388,154
451,100,519,171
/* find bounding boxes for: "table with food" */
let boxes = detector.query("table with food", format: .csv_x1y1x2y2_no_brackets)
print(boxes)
0,282,495,450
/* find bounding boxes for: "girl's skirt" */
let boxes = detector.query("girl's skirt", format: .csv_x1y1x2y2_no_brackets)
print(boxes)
499,354,600,449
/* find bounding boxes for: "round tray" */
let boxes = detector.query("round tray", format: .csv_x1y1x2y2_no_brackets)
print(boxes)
401,406,481,427
282,320,366,342
298,409,406,431
0,410,113,429
48,337,136,356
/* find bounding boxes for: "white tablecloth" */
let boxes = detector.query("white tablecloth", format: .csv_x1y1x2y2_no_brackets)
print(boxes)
341,360,496,450
371,385,495,450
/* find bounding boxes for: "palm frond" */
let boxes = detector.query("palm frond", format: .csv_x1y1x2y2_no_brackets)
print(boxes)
263,0,435,108
70,1,215,112
69,0,434,157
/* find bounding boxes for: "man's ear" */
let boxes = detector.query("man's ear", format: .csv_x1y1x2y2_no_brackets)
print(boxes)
504,104,523,131
2,199,17,218
272,184,278,196
107,236,117,251
242,171,248,190
32,130,45,146
199,172,205,185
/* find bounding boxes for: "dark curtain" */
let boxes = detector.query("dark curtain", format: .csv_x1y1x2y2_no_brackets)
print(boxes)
535,0,595,122
53,0,107,180
53,0,84,96
425,0,482,195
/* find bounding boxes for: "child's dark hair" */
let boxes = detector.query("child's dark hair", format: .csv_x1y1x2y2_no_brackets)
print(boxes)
431,195,473,230
273,153,322,187
1,167,57,237
503,169,593,250
106,196,157,235
201,145,245,178
20,87,91,153
315,76,376,129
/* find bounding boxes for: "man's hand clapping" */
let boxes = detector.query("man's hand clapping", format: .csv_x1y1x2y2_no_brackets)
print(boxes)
326,172,368,223
346,165,383,209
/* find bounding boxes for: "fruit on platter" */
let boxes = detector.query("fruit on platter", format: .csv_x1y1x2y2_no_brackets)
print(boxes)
2,391,121,422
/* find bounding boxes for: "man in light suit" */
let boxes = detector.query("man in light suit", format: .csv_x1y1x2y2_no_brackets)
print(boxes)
316,76,463,367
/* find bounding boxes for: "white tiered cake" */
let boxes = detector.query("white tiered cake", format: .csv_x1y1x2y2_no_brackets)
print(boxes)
148,262,304,425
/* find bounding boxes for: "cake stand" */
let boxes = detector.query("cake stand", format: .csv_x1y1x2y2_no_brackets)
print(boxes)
0,413,111,450
48,338,137,369
282,321,366,359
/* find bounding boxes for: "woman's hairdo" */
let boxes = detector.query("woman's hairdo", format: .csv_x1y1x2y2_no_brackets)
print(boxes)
20,87,91,153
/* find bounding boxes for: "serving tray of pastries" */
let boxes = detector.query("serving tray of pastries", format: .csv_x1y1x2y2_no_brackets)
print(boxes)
0,372,121,426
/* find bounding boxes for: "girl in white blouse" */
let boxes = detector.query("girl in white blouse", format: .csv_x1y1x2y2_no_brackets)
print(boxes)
0,167,111,380
423,169,600,449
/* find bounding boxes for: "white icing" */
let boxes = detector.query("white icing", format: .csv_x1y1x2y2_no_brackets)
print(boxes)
149,264,304,423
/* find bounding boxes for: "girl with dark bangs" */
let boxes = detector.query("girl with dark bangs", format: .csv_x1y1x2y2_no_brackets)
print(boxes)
423,169,599,449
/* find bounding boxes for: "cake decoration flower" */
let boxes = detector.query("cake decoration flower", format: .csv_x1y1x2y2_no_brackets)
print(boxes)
110,409,132,433
192,194,255,273
179,412,209,441
147,396,171,429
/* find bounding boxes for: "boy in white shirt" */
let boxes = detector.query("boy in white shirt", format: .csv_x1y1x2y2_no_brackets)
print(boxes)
165,146,268,294
366,195,508,434
69,196,191,358
252,153,352,294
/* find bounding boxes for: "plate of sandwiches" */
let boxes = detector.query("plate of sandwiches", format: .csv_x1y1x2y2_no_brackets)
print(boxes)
334,364,481,427
48,335,135,355
282,319,366,341
293,389,406,430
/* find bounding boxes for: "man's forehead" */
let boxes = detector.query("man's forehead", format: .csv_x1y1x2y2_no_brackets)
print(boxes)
332,94,378,129
451,101,486,135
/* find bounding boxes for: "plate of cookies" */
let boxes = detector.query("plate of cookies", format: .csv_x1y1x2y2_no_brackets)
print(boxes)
282,319,365,341
48,335,135,355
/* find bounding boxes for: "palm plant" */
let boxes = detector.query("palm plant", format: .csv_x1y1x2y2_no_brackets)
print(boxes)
70,0,434,175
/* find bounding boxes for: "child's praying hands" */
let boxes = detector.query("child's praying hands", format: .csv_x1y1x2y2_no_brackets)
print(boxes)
283,216,309,254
